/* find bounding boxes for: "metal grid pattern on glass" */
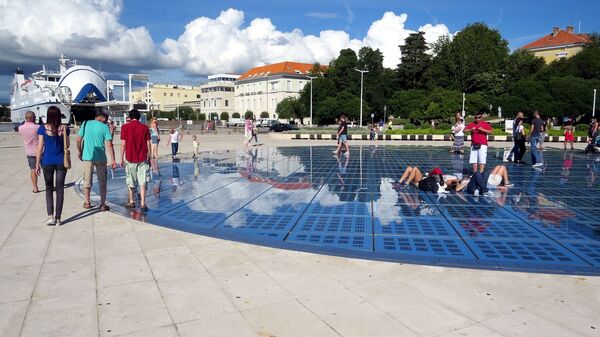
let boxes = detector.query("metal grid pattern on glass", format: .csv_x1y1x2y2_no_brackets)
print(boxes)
89,145,600,275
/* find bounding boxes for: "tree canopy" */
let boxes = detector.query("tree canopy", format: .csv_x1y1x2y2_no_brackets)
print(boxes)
293,22,599,125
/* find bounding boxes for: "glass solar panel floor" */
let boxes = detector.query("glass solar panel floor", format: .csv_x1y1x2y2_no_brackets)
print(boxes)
84,145,600,275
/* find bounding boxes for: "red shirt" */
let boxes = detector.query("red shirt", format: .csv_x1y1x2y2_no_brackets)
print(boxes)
120,120,150,163
465,121,492,146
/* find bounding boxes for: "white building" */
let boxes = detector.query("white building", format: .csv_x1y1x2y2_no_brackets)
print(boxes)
235,62,323,119
199,74,239,118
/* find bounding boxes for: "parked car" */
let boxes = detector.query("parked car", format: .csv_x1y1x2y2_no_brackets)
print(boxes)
226,118,245,127
257,118,278,127
270,122,299,132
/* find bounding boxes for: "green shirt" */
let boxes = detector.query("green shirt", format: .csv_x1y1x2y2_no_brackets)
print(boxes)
78,120,112,161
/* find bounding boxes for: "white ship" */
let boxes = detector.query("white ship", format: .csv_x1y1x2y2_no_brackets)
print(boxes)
10,54,129,125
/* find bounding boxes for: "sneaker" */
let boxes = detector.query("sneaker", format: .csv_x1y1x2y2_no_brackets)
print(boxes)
533,163,543,167
484,191,496,198
55,218,61,226
45,216,55,226
473,190,480,197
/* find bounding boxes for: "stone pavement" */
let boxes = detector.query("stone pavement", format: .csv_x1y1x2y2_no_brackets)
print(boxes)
0,131,598,337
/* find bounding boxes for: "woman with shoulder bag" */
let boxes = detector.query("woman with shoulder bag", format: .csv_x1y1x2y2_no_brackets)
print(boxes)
35,106,70,226
513,119,527,163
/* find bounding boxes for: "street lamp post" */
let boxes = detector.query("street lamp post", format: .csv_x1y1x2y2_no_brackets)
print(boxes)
593,89,597,117
307,76,317,126
462,92,466,117
355,69,369,127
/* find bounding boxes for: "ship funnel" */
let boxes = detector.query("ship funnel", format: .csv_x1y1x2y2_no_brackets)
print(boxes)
15,68,23,75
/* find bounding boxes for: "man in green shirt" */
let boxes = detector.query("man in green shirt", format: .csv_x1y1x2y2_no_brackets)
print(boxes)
77,111,117,211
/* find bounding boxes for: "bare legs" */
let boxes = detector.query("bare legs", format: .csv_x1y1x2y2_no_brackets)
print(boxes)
30,169,38,192
490,165,510,185
399,166,423,186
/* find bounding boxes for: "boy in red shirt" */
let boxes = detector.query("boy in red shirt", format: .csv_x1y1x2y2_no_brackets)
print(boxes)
464,111,493,173
120,109,151,211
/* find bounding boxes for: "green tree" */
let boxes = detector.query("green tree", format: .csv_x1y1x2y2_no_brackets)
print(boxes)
506,50,545,83
387,89,428,119
328,48,359,93
220,112,229,121
260,111,269,118
276,97,307,123
396,32,431,89
357,47,388,117
427,23,510,93
232,112,240,118
198,113,206,121
244,110,254,119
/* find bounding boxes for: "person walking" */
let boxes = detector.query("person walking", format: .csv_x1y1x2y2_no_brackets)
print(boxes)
514,118,527,163
77,110,117,211
191,135,199,158
529,111,545,168
451,116,465,153
149,117,160,158
564,122,575,150
464,111,493,173
243,115,253,147
250,119,259,144
18,111,40,193
166,128,183,160
507,111,524,161
333,114,349,155
539,118,548,151
35,106,69,226
120,109,151,211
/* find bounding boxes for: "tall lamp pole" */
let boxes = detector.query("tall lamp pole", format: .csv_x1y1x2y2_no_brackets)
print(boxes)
307,76,317,126
593,89,597,117
355,68,369,127
462,92,466,117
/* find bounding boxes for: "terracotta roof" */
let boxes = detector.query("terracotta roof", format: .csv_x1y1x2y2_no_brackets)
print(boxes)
237,61,326,81
521,29,590,50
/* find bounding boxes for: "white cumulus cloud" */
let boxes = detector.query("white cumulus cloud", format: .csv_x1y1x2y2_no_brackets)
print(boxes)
0,0,158,68
0,2,451,77
160,8,451,74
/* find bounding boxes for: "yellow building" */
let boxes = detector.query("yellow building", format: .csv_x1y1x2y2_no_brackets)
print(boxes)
521,26,590,63
130,84,201,111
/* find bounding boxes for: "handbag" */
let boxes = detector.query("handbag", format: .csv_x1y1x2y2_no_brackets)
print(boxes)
472,143,481,150
62,125,71,169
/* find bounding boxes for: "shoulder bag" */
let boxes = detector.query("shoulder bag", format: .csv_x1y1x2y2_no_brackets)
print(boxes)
63,125,71,169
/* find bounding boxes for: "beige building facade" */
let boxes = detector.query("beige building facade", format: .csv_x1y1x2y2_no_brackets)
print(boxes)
235,62,321,119
199,74,239,117
130,84,201,111
521,25,590,64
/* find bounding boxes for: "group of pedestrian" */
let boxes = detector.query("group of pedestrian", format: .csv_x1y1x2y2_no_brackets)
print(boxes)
243,115,259,147
19,107,152,226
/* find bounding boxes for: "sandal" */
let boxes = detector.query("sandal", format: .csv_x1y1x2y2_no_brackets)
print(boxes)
100,204,110,212
140,205,148,212
125,202,136,209
83,201,94,209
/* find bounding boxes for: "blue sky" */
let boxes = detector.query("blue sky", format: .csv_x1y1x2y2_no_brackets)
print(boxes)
120,0,598,49
1,0,599,101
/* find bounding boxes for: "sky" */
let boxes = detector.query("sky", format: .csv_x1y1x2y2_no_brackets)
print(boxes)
1,0,599,101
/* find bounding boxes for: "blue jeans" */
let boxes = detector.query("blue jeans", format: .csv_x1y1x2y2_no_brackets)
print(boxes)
171,143,179,157
530,136,542,164
466,171,489,195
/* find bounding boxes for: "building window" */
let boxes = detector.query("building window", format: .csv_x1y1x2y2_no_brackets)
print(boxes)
170,93,173,97
225,100,228,107
287,80,291,91
164,93,166,96
196,94,200,98
185,94,187,98
177,93,180,97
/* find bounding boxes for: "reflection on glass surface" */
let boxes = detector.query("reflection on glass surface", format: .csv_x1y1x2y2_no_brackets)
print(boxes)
87,146,600,274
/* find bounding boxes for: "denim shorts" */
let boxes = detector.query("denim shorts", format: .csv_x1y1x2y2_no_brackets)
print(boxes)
27,156,36,169
339,134,348,143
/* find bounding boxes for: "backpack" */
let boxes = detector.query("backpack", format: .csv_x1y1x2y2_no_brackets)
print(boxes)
418,175,443,193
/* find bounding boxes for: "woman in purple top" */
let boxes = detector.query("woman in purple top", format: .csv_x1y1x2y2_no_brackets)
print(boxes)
35,106,70,226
